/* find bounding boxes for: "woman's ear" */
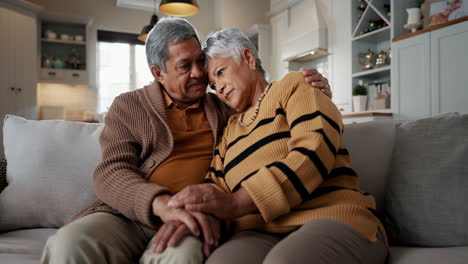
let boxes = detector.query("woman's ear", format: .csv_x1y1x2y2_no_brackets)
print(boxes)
242,48,256,69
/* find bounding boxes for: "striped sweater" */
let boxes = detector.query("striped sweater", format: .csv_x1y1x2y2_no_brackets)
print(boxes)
205,72,386,242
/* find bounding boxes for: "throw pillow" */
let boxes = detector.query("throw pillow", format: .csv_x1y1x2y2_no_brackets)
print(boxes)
385,113,468,247
0,115,104,231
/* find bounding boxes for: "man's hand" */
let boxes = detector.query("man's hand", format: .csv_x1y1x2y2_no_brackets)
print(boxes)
152,194,200,236
168,184,256,220
151,212,221,257
301,68,332,99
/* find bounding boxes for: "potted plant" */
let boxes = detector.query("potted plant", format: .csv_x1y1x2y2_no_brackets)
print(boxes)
352,84,368,112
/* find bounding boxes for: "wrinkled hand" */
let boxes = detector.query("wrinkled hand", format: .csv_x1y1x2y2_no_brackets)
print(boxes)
152,212,221,257
301,68,332,99
168,184,238,220
152,194,200,236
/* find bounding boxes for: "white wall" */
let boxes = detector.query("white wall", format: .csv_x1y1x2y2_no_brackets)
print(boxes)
217,0,269,31
328,0,352,110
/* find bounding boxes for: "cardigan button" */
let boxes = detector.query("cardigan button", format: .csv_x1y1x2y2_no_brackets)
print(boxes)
145,159,155,168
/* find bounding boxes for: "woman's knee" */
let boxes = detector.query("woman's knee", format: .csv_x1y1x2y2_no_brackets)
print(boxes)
264,220,387,264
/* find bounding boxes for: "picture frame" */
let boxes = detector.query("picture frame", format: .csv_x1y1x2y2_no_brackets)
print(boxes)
423,0,467,28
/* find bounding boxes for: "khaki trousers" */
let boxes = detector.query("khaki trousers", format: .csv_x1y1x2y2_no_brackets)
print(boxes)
206,219,388,264
40,212,203,264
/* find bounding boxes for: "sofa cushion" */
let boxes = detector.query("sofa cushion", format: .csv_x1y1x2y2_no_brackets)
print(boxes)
385,113,468,247
0,115,104,232
342,120,401,211
389,246,468,264
0,228,57,264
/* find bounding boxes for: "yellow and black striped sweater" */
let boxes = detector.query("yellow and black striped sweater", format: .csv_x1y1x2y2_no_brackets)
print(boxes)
205,72,386,242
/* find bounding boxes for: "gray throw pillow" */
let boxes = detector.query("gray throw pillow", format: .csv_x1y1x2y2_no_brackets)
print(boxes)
385,113,468,247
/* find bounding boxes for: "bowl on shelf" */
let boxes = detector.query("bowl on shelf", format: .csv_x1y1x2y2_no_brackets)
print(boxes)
74,35,84,41
60,34,70,41
45,30,56,39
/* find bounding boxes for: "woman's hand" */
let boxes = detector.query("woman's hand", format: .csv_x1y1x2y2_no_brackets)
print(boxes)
168,185,257,220
152,194,201,236
301,68,332,99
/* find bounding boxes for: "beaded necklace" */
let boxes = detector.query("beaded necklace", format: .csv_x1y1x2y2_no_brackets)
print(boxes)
238,83,272,127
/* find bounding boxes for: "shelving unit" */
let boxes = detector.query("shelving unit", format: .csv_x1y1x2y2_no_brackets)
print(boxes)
351,0,392,113
39,14,91,85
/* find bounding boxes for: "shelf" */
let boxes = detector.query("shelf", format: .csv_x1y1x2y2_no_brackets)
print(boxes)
352,65,390,78
393,17,468,42
41,38,86,45
352,26,390,42
352,0,391,38
342,110,392,118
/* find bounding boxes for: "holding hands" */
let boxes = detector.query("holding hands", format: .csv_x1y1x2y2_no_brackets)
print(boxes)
168,184,257,220
151,194,221,257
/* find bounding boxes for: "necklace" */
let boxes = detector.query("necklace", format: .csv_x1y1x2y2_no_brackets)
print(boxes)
238,83,272,127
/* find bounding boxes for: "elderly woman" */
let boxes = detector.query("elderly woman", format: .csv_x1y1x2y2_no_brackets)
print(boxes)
166,28,388,264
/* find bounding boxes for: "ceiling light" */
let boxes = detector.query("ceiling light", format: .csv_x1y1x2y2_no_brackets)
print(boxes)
138,0,159,42
159,0,199,17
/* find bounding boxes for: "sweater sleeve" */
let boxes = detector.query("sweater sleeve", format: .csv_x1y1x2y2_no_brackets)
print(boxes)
93,94,171,228
241,72,343,222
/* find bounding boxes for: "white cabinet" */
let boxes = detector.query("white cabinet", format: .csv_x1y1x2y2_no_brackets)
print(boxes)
391,33,431,120
0,3,40,157
430,21,468,116
392,21,468,120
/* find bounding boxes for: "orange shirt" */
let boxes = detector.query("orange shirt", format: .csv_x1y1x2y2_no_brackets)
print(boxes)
148,89,214,193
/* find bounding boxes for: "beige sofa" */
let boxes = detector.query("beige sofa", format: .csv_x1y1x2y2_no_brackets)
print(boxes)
1,115,467,263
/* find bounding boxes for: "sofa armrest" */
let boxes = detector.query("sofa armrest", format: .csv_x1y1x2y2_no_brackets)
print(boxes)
0,157,6,193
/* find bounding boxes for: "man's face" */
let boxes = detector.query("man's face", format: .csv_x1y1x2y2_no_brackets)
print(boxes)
153,37,208,107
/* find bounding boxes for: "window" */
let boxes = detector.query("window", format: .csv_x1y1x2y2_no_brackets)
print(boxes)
97,31,153,112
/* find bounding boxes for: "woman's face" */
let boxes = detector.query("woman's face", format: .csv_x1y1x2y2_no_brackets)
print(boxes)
207,52,257,112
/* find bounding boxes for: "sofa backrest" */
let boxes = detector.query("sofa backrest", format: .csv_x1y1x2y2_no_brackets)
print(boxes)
341,120,401,211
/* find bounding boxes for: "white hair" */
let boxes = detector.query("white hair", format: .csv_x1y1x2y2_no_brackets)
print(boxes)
202,27,268,79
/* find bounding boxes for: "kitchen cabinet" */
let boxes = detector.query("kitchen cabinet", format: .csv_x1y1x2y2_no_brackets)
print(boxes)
39,15,91,85
0,2,41,157
430,21,468,116
392,20,468,120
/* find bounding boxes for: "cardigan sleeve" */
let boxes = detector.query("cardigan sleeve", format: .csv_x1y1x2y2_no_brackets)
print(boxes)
241,72,343,222
93,94,171,228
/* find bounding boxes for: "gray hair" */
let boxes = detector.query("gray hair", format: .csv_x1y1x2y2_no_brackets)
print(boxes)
145,17,200,72
203,28,268,79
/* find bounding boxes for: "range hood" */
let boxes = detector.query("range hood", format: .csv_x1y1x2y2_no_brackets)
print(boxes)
281,0,328,62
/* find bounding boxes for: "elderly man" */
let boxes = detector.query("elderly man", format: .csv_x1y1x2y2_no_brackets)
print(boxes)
41,17,332,264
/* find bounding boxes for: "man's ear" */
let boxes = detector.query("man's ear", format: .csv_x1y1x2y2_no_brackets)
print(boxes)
242,48,256,69
151,66,165,83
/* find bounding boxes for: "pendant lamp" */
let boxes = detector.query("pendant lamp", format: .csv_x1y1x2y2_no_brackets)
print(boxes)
159,0,199,17
138,0,159,42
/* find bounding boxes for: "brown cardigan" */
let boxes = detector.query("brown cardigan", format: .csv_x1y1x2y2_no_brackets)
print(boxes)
71,81,233,229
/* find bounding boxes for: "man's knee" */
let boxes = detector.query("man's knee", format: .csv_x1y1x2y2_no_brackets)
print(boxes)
140,236,203,264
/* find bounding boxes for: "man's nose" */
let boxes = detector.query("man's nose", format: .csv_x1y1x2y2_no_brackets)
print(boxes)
190,63,206,78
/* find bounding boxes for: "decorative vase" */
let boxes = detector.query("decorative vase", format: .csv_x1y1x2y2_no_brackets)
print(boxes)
404,8,422,32
353,95,368,112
